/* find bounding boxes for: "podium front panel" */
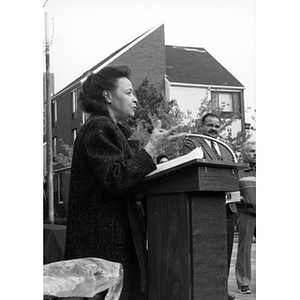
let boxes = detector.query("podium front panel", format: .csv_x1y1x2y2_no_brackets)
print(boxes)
189,191,228,299
147,193,191,300
146,191,228,300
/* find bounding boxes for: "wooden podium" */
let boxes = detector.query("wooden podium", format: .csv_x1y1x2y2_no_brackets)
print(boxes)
136,159,245,300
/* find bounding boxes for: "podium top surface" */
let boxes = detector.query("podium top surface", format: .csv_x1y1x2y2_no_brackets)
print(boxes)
135,159,248,195
146,158,247,181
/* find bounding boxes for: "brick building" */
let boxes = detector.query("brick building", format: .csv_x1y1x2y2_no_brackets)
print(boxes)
47,23,245,218
51,23,165,159
48,23,166,217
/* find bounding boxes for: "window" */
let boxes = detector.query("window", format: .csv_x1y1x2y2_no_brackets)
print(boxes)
219,93,233,112
72,89,81,119
72,90,78,113
81,111,90,124
72,128,77,143
211,91,241,116
58,172,64,204
52,136,57,156
51,101,57,127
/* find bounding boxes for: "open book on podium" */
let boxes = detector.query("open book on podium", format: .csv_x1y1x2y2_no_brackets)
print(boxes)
147,147,204,177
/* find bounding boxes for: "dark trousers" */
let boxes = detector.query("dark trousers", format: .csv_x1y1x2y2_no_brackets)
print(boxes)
95,234,146,300
235,212,256,288
94,259,146,300
227,210,235,275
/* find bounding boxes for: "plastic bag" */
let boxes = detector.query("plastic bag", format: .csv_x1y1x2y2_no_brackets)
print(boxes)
43,257,123,299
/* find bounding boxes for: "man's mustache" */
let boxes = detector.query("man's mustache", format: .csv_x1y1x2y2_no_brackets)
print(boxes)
209,129,218,134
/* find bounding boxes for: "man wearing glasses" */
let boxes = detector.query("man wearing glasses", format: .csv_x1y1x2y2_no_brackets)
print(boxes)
183,112,237,300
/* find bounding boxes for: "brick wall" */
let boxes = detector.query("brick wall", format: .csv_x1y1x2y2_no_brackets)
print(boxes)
52,92,73,148
110,25,166,93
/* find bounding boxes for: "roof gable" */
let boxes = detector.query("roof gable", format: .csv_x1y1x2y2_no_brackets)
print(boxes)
165,45,244,88
52,23,164,99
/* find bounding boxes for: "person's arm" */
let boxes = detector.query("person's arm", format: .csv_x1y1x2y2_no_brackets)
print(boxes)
84,119,156,196
144,120,187,157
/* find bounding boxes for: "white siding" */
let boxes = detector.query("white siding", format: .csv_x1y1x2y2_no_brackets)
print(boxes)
168,86,209,119
166,84,243,137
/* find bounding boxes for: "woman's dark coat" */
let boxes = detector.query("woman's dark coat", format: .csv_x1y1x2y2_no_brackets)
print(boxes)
64,114,156,292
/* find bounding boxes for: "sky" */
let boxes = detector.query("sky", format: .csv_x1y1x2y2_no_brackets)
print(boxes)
43,0,256,122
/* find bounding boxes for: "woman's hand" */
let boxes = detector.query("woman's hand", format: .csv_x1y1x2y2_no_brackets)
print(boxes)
144,120,188,157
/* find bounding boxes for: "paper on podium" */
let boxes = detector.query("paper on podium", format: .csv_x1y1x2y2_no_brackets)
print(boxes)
147,147,204,177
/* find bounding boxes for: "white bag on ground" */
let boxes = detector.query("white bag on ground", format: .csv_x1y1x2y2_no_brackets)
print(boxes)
43,257,123,299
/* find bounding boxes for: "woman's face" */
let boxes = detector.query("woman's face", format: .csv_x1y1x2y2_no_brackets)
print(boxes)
108,77,138,123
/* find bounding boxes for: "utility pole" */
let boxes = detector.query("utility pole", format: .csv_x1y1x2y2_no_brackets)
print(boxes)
45,11,54,223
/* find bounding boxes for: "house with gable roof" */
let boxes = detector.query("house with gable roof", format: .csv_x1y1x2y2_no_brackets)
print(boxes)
46,23,246,218
165,45,245,135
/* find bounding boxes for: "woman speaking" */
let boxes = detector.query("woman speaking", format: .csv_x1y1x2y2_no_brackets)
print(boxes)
64,66,186,300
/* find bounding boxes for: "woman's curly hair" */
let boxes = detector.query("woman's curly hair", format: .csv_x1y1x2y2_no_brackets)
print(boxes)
79,65,131,115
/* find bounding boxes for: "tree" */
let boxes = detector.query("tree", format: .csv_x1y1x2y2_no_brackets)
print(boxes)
125,78,187,159
53,78,256,165
126,78,256,162
53,138,73,167
129,78,255,160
